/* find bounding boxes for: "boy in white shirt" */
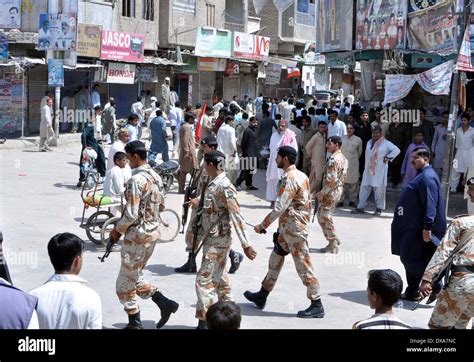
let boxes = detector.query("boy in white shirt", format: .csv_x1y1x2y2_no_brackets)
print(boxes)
103,152,132,203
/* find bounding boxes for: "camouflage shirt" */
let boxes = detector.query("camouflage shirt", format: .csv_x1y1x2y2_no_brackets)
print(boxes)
261,165,312,235
116,164,165,241
200,172,250,248
321,149,348,196
422,215,474,282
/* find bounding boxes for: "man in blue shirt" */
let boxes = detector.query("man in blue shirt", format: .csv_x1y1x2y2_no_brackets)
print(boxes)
391,147,447,302
149,110,170,163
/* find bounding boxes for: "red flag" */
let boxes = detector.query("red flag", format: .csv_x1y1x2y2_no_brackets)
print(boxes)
194,102,207,142
287,67,301,79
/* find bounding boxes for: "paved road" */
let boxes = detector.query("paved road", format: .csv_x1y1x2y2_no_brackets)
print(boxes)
0,142,470,329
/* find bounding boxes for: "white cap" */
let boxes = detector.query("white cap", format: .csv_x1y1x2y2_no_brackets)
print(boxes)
150,96,157,101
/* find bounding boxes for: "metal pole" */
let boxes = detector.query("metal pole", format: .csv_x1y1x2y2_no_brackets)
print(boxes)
441,1,472,214
21,70,25,139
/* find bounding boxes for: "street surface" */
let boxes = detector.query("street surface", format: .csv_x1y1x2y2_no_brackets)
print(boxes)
0,142,470,329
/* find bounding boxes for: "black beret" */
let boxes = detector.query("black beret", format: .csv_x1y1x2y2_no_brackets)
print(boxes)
277,146,297,158
125,140,147,153
201,136,218,146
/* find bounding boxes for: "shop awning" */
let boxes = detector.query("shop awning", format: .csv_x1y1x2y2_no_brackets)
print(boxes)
64,63,104,70
143,56,187,66
265,56,298,68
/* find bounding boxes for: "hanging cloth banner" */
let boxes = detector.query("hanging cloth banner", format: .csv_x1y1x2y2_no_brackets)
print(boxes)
383,60,454,105
383,74,417,106
457,26,474,72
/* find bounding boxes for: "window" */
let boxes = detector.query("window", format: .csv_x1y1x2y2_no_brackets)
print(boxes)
173,0,196,13
143,0,154,21
122,0,136,17
296,0,315,27
206,3,216,27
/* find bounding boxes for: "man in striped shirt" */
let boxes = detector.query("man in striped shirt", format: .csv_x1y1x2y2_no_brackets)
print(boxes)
353,269,411,329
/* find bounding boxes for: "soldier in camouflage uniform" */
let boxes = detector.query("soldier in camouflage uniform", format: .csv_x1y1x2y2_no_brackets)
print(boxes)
175,136,244,274
317,136,348,254
419,177,474,329
245,146,325,318
193,151,257,329
110,141,179,329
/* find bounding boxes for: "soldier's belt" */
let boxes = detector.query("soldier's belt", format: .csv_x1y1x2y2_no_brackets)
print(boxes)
451,265,474,273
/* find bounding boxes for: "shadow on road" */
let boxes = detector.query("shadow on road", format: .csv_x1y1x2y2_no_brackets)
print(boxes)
239,303,296,318
54,182,79,190
328,290,368,307
111,321,193,330
145,263,178,277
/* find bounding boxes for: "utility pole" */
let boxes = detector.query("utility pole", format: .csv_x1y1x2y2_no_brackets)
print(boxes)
441,1,472,214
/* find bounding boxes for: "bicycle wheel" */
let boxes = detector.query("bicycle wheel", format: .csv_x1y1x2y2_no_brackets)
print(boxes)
85,210,114,245
100,216,121,246
158,209,180,242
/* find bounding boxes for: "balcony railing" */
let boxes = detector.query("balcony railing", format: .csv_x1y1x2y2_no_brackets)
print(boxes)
224,21,245,33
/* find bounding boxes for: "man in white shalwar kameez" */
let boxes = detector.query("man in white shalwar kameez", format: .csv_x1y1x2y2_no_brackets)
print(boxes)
217,116,239,184
450,114,474,192
266,119,298,207
352,126,400,216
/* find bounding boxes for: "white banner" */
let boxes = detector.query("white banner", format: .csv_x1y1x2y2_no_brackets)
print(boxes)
383,74,417,106
233,31,270,61
383,60,454,105
106,62,136,84
416,59,454,95
265,63,282,85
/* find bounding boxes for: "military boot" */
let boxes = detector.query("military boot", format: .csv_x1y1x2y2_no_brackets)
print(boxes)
152,291,179,329
196,320,207,330
243,287,269,310
175,253,197,273
124,312,143,329
228,249,244,274
297,299,325,318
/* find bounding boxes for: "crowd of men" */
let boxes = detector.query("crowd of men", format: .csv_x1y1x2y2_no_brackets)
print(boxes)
2,90,473,331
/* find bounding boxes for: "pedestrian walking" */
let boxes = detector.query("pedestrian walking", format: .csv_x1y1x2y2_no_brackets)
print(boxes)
39,97,54,152
341,124,362,207
177,113,199,193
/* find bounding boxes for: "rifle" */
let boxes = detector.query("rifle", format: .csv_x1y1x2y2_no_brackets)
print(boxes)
411,230,472,311
181,168,203,233
191,178,209,258
98,237,116,263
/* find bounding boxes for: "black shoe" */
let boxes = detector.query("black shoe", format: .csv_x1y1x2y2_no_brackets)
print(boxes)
124,312,143,329
196,320,207,330
374,208,382,216
269,201,275,209
336,202,344,208
400,292,422,302
243,287,269,310
175,253,197,273
349,202,357,208
234,184,242,191
152,291,179,329
247,186,259,190
426,292,438,305
297,299,325,318
351,208,365,214
228,250,244,274
76,181,83,188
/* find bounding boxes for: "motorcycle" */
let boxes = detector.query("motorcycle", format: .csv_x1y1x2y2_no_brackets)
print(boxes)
149,159,180,195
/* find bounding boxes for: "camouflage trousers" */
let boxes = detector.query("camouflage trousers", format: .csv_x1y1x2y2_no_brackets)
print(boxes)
317,190,343,248
195,241,233,321
262,231,320,300
429,275,474,329
184,209,199,253
116,237,158,315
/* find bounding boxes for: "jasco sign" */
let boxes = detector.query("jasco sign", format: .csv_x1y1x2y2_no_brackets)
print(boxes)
107,62,136,84
233,32,270,61
101,30,145,63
